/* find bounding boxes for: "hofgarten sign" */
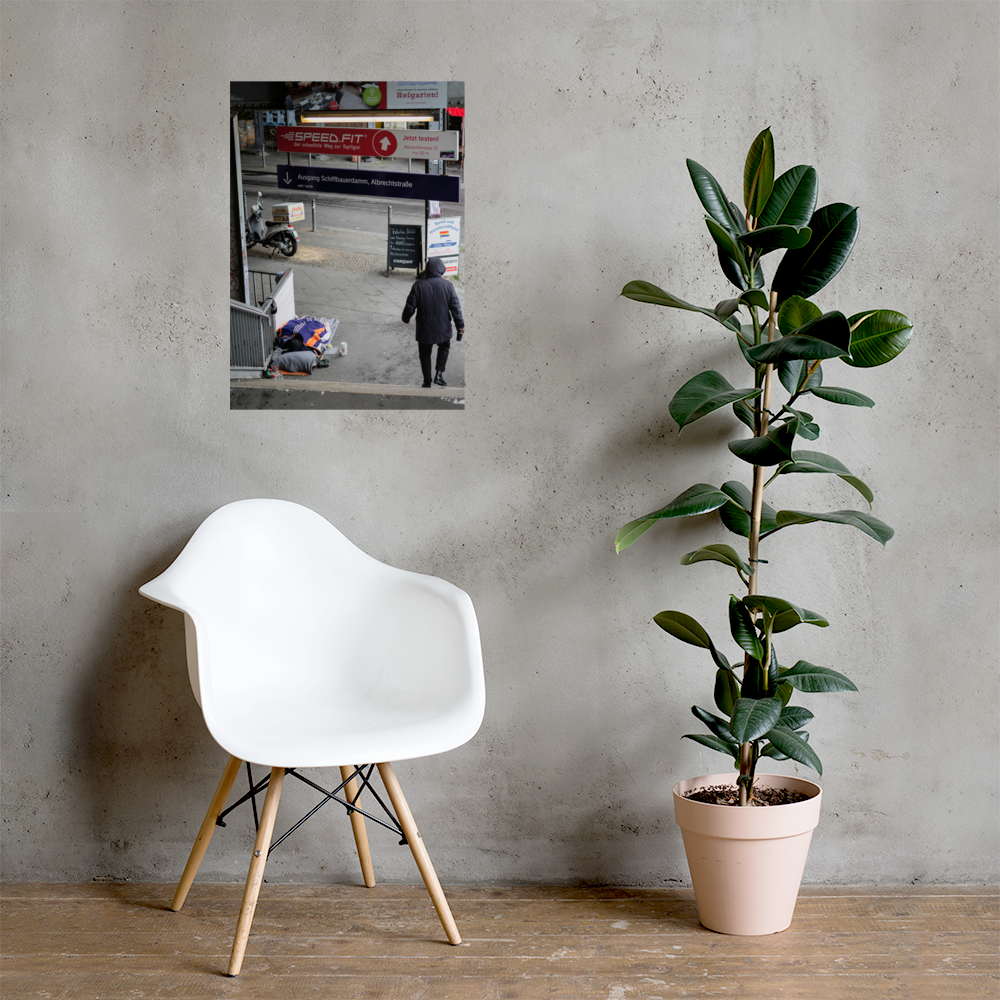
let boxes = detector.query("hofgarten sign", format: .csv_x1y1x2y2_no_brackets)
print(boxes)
276,165,459,202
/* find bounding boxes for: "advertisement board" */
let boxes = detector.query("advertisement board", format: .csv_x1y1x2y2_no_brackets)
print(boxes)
386,81,447,109
428,217,461,278
388,224,423,269
428,217,461,256
276,127,458,160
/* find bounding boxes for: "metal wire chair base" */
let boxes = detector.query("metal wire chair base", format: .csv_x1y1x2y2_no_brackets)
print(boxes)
216,763,407,856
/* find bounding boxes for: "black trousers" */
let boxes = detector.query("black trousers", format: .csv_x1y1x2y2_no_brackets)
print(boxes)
418,341,450,382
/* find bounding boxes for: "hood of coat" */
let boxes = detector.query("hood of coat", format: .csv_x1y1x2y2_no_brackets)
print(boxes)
425,257,446,278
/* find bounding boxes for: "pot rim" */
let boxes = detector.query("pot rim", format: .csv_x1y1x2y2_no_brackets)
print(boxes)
672,773,822,838
672,771,821,805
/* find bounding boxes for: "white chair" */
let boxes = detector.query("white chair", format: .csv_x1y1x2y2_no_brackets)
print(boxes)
139,499,486,976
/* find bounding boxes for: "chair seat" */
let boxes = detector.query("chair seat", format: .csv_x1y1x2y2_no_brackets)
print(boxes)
208,690,481,769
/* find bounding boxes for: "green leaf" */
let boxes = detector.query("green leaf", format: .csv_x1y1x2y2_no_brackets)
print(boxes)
648,483,735,519
620,281,740,332
739,289,770,311
680,543,754,579
777,295,823,336
763,726,823,774
772,203,860,304
744,127,775,218
771,508,894,546
742,595,829,629
715,297,740,322
614,518,657,552
746,311,852,364
730,697,782,743
758,165,818,229
692,705,736,743
809,385,874,407
729,594,764,659
779,358,823,395
844,310,913,368
720,480,753,510
742,647,779,698
669,371,763,430
686,159,744,234
732,398,756,430
778,705,815,730
738,224,811,256
729,421,797,466
780,660,858,693
705,216,749,278
707,638,732,673
615,484,734,553
777,450,874,505
719,480,777,538
718,246,765,292
682,733,740,758
653,610,713,648
736,328,758,368
714,668,741,715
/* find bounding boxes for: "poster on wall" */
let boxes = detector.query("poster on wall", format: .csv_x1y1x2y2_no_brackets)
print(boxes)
230,80,466,412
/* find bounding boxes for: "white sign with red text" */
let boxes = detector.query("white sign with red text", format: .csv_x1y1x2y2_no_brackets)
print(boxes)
276,126,458,160
387,81,447,109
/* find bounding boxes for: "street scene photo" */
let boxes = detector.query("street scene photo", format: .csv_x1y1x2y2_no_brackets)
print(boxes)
229,81,466,410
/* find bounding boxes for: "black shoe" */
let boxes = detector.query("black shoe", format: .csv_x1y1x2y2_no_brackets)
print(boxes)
422,379,432,388
434,372,447,386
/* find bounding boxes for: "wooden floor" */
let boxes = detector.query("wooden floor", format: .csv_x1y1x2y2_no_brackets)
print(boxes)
1,882,997,999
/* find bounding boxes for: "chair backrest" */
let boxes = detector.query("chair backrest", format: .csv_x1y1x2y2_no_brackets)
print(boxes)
140,499,485,764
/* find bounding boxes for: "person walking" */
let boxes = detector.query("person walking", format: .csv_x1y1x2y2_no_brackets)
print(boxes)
402,257,464,387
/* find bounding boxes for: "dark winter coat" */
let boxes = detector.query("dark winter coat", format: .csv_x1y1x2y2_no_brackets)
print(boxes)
401,257,464,344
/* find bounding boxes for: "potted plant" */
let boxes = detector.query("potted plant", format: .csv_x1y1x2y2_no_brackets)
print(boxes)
617,129,912,934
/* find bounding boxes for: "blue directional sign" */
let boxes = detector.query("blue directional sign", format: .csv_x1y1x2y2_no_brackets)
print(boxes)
276,165,459,203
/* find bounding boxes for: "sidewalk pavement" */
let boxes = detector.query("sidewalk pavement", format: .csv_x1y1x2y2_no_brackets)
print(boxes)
241,236,465,392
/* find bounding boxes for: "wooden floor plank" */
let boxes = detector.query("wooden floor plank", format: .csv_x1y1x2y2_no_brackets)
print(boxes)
2,883,996,1000
5,928,997,959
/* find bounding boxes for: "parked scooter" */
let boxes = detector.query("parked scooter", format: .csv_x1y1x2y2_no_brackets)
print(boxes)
245,192,298,256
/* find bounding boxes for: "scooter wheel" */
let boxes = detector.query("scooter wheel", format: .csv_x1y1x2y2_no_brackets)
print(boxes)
279,235,297,257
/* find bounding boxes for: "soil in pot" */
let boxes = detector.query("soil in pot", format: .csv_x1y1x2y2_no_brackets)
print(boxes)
683,784,811,806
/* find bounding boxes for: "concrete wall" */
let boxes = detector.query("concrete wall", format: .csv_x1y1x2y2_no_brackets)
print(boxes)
2,1,997,886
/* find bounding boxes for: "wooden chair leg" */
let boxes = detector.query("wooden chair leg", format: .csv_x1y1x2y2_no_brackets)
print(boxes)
340,765,376,888
227,766,285,977
376,761,461,945
170,754,243,912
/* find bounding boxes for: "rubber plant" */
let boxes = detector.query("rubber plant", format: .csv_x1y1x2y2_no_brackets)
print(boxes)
617,129,912,806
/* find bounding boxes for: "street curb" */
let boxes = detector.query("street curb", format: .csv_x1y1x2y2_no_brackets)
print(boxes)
230,379,465,398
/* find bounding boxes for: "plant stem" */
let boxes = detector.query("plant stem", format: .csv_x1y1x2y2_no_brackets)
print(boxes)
740,289,780,806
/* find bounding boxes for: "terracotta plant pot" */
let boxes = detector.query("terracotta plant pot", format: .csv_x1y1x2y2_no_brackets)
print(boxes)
672,772,822,935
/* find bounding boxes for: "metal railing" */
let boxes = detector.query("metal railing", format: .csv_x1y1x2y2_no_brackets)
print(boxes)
231,269,296,378
247,268,282,309
230,298,275,376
